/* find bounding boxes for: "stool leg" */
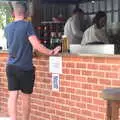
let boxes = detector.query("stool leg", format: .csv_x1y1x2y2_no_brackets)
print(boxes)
111,101,119,120
106,101,119,120
106,101,112,120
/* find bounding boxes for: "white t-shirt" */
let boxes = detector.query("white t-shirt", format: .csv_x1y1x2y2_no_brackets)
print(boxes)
81,25,109,45
64,14,84,44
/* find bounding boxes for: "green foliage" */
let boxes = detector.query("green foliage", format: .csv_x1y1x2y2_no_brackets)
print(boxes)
0,4,12,29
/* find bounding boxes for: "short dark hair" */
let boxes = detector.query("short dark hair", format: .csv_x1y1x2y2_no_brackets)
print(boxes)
72,8,84,14
13,1,28,13
93,11,106,24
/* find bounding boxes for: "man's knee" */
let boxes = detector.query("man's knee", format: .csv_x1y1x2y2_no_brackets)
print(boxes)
9,91,18,99
22,93,31,101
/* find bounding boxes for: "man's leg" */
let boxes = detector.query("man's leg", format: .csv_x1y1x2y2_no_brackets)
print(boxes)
8,91,18,120
22,93,31,120
21,67,35,120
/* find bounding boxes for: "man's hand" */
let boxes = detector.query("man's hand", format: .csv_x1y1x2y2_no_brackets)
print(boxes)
53,46,61,55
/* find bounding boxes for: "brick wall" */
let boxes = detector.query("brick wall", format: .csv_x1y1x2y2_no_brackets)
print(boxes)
0,53,120,120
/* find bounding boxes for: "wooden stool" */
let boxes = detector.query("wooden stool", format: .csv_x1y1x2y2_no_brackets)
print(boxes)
101,88,120,120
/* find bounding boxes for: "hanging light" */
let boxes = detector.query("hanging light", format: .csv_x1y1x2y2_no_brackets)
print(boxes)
91,0,95,4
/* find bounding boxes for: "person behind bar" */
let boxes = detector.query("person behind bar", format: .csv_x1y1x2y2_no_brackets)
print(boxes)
64,8,89,44
81,11,109,45
4,2,60,120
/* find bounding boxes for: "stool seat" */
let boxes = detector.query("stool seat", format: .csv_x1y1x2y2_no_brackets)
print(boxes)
101,88,120,120
101,88,120,101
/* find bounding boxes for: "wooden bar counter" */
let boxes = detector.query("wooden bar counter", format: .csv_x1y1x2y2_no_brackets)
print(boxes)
0,50,120,120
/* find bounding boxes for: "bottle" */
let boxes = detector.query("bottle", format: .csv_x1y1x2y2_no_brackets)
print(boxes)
58,32,62,52
50,32,56,49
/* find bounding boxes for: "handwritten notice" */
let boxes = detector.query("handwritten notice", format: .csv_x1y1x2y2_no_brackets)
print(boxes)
49,56,62,74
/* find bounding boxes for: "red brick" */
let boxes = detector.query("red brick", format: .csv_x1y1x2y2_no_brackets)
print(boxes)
66,100,76,106
66,112,76,119
71,69,81,75
82,70,92,76
93,98,105,106
111,65,120,71
74,76,87,82
82,83,92,89
92,85,104,91
52,92,60,97
82,110,92,117
93,112,105,119
66,87,75,93
71,94,81,101
51,115,59,120
93,71,105,77
75,89,87,96
61,105,70,111
87,91,98,97
105,72,118,78
94,57,106,63
81,56,93,62
62,69,71,74
88,64,99,69
106,57,120,64
112,80,120,86
87,77,98,84
76,102,86,109
99,79,111,85
66,62,75,68
99,65,112,71
81,96,92,103
70,107,81,114
56,110,65,117
51,103,61,109
46,108,55,114
61,80,71,86
87,104,98,111
65,75,74,81
60,93,70,99
70,81,81,88
76,63,86,68
55,98,66,104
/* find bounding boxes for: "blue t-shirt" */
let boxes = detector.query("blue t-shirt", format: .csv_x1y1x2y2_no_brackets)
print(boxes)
4,20,35,70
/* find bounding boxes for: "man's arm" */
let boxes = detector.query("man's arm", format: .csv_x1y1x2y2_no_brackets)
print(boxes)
28,35,53,55
28,35,61,55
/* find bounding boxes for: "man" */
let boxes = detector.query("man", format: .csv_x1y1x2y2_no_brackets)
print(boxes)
64,8,90,44
81,11,109,45
4,2,60,120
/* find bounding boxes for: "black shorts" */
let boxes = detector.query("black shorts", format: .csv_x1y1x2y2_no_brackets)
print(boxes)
6,65,35,94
